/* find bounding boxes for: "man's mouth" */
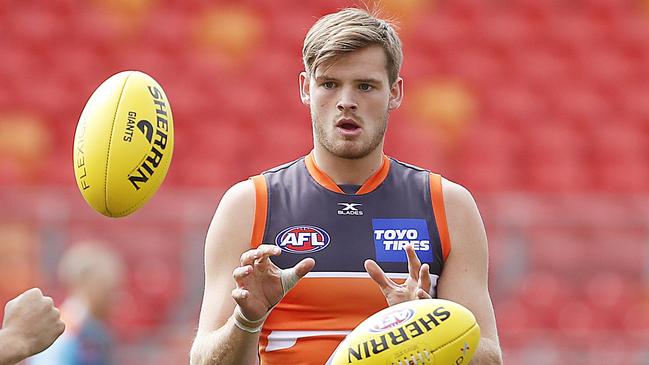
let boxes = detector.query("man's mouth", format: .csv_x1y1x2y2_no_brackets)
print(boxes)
336,118,361,131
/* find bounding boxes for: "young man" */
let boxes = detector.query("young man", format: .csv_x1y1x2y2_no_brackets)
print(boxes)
191,8,502,365
0,288,65,365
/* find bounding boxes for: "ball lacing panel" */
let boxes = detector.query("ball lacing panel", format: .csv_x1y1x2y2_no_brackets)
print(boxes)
391,349,432,365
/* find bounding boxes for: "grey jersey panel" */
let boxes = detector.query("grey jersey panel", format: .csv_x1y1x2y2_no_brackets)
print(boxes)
261,157,444,276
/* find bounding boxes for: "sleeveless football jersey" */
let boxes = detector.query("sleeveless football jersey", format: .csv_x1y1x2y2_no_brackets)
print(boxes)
249,152,451,365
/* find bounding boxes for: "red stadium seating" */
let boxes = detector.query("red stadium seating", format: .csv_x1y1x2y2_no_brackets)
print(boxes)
2,0,648,193
1,1,649,363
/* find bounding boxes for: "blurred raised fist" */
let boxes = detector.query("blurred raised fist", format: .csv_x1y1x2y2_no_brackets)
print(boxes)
2,288,65,360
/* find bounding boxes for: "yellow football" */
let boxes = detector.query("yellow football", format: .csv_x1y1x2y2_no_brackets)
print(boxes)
330,299,480,365
73,71,174,217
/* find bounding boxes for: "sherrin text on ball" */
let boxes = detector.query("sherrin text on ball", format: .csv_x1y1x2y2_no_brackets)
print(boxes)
330,299,480,365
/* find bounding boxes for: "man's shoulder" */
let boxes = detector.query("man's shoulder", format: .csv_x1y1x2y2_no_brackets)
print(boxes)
440,177,478,214
219,180,256,211
219,156,307,208
260,156,305,175
386,158,476,207
388,157,435,174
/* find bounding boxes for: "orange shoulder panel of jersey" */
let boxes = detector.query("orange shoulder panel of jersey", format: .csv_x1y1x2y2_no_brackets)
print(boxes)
250,175,268,248
258,275,406,365
429,173,451,260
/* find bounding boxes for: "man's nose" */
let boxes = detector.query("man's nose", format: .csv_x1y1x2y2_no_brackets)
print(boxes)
337,89,358,111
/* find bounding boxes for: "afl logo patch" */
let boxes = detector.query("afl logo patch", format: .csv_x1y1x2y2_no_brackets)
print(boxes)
369,308,415,333
275,225,330,254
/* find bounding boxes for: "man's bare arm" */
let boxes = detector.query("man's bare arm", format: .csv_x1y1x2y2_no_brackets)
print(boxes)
190,180,314,365
436,179,503,365
190,181,261,365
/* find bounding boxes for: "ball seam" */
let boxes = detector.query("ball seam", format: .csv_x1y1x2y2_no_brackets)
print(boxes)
388,322,478,364
105,72,133,216
433,322,479,353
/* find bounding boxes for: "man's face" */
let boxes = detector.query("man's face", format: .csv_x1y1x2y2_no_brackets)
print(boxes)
83,268,123,320
300,46,403,159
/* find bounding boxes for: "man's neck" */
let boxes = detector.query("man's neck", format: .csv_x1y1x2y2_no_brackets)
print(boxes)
312,146,384,185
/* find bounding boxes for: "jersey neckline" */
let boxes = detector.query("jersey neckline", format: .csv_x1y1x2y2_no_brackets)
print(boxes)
304,151,391,195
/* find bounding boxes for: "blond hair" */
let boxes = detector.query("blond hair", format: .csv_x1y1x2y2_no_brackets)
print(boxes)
58,242,124,289
302,7,402,85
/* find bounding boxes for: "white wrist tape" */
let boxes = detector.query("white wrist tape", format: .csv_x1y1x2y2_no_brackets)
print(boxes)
280,267,300,295
233,305,268,334
233,267,301,333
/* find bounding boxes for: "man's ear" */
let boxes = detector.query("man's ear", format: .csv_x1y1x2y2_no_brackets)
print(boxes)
299,71,311,105
388,77,404,110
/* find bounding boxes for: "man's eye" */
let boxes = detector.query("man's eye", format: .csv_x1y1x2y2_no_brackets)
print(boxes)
359,83,373,91
323,81,336,89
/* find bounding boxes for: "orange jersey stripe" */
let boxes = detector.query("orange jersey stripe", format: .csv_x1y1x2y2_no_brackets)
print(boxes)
304,151,390,195
259,275,406,364
429,173,451,260
355,155,390,195
250,175,268,246
304,153,345,194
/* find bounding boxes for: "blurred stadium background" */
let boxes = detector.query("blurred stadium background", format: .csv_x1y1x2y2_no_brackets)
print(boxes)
1,0,648,364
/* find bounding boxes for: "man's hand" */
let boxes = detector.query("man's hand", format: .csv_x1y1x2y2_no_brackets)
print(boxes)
2,288,65,360
365,244,432,306
231,244,315,322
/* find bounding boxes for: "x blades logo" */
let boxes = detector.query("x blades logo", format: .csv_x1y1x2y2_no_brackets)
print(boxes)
337,202,363,216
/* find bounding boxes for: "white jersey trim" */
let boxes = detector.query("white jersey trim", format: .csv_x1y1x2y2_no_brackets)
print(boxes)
303,272,439,293
305,272,440,280
265,330,351,352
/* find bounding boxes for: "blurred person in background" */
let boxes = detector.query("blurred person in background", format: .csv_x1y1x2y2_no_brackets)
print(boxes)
191,7,502,365
0,288,65,365
29,243,124,365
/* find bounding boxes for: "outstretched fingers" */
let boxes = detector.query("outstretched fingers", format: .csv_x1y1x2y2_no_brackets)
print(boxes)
416,288,432,299
254,244,282,264
405,244,422,281
365,259,397,291
232,265,253,286
234,245,283,292
280,258,316,294
418,263,432,297
231,288,250,301
240,244,281,266
293,258,316,278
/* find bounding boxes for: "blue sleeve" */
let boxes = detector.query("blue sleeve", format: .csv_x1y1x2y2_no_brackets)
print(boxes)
27,334,79,365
